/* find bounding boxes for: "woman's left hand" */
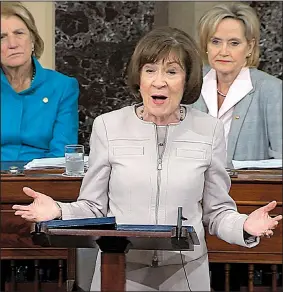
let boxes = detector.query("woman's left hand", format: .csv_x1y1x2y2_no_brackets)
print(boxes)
243,201,282,237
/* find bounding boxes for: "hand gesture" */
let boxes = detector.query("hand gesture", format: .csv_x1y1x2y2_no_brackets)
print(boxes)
12,187,61,222
243,201,282,237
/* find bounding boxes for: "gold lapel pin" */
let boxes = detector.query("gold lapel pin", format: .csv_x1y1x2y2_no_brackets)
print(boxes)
235,115,240,119
43,97,48,103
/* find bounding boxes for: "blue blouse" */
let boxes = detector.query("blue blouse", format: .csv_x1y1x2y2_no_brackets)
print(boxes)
1,57,79,162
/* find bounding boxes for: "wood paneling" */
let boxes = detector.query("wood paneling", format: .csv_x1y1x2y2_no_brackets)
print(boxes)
1,169,80,290
208,170,282,265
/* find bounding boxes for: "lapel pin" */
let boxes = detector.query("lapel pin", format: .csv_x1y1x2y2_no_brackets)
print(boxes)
235,115,240,119
43,97,49,103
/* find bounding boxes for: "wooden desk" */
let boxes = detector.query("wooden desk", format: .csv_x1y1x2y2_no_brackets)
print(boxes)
1,169,81,291
207,170,282,264
206,170,282,292
1,169,282,291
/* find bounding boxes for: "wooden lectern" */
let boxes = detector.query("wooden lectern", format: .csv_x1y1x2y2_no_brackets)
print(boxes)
31,211,199,292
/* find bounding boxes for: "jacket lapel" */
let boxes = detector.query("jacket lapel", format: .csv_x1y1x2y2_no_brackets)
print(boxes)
227,88,255,163
218,68,253,118
201,67,257,163
194,96,209,113
201,69,218,117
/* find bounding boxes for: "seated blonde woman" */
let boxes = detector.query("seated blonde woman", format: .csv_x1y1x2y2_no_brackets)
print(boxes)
192,2,282,166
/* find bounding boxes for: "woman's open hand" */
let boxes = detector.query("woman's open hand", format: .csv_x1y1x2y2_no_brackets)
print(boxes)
12,187,61,222
243,201,282,237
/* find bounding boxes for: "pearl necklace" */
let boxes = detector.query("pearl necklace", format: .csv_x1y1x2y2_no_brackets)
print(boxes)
137,105,186,122
217,89,227,98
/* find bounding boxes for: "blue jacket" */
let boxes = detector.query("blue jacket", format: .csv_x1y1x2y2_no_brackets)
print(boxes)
1,57,79,162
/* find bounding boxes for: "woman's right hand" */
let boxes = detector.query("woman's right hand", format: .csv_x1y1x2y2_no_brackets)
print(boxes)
12,187,61,222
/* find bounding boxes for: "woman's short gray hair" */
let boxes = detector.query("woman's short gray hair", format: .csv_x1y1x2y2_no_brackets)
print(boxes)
127,27,203,105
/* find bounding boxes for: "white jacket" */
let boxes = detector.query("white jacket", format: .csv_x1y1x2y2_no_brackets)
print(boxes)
59,105,258,291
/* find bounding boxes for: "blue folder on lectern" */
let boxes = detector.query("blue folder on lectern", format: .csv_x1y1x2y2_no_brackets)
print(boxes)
38,216,117,230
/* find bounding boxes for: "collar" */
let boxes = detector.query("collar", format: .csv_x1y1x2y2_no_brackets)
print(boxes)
1,56,46,94
201,67,253,118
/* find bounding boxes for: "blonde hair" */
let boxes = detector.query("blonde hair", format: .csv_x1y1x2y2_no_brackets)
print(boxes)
127,27,203,105
1,1,44,59
198,2,260,67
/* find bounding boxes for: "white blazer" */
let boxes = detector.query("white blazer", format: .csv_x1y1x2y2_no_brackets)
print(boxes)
58,105,258,291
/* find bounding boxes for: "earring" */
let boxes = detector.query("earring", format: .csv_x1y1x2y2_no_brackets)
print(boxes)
206,51,208,54
247,53,251,57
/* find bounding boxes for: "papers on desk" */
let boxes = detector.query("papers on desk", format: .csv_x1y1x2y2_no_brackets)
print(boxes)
23,157,283,170
24,156,89,170
232,159,282,170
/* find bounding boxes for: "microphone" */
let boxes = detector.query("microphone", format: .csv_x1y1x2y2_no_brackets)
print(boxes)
176,206,188,239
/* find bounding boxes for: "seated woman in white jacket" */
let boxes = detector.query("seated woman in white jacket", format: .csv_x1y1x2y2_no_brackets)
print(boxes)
192,2,282,166
12,27,281,291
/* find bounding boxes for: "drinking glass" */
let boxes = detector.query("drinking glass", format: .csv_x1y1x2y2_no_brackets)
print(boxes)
65,145,84,176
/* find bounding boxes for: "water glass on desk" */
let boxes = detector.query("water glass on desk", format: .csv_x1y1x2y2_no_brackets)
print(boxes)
65,145,84,176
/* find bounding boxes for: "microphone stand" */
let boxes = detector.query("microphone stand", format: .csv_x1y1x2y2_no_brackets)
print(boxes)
176,206,188,240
